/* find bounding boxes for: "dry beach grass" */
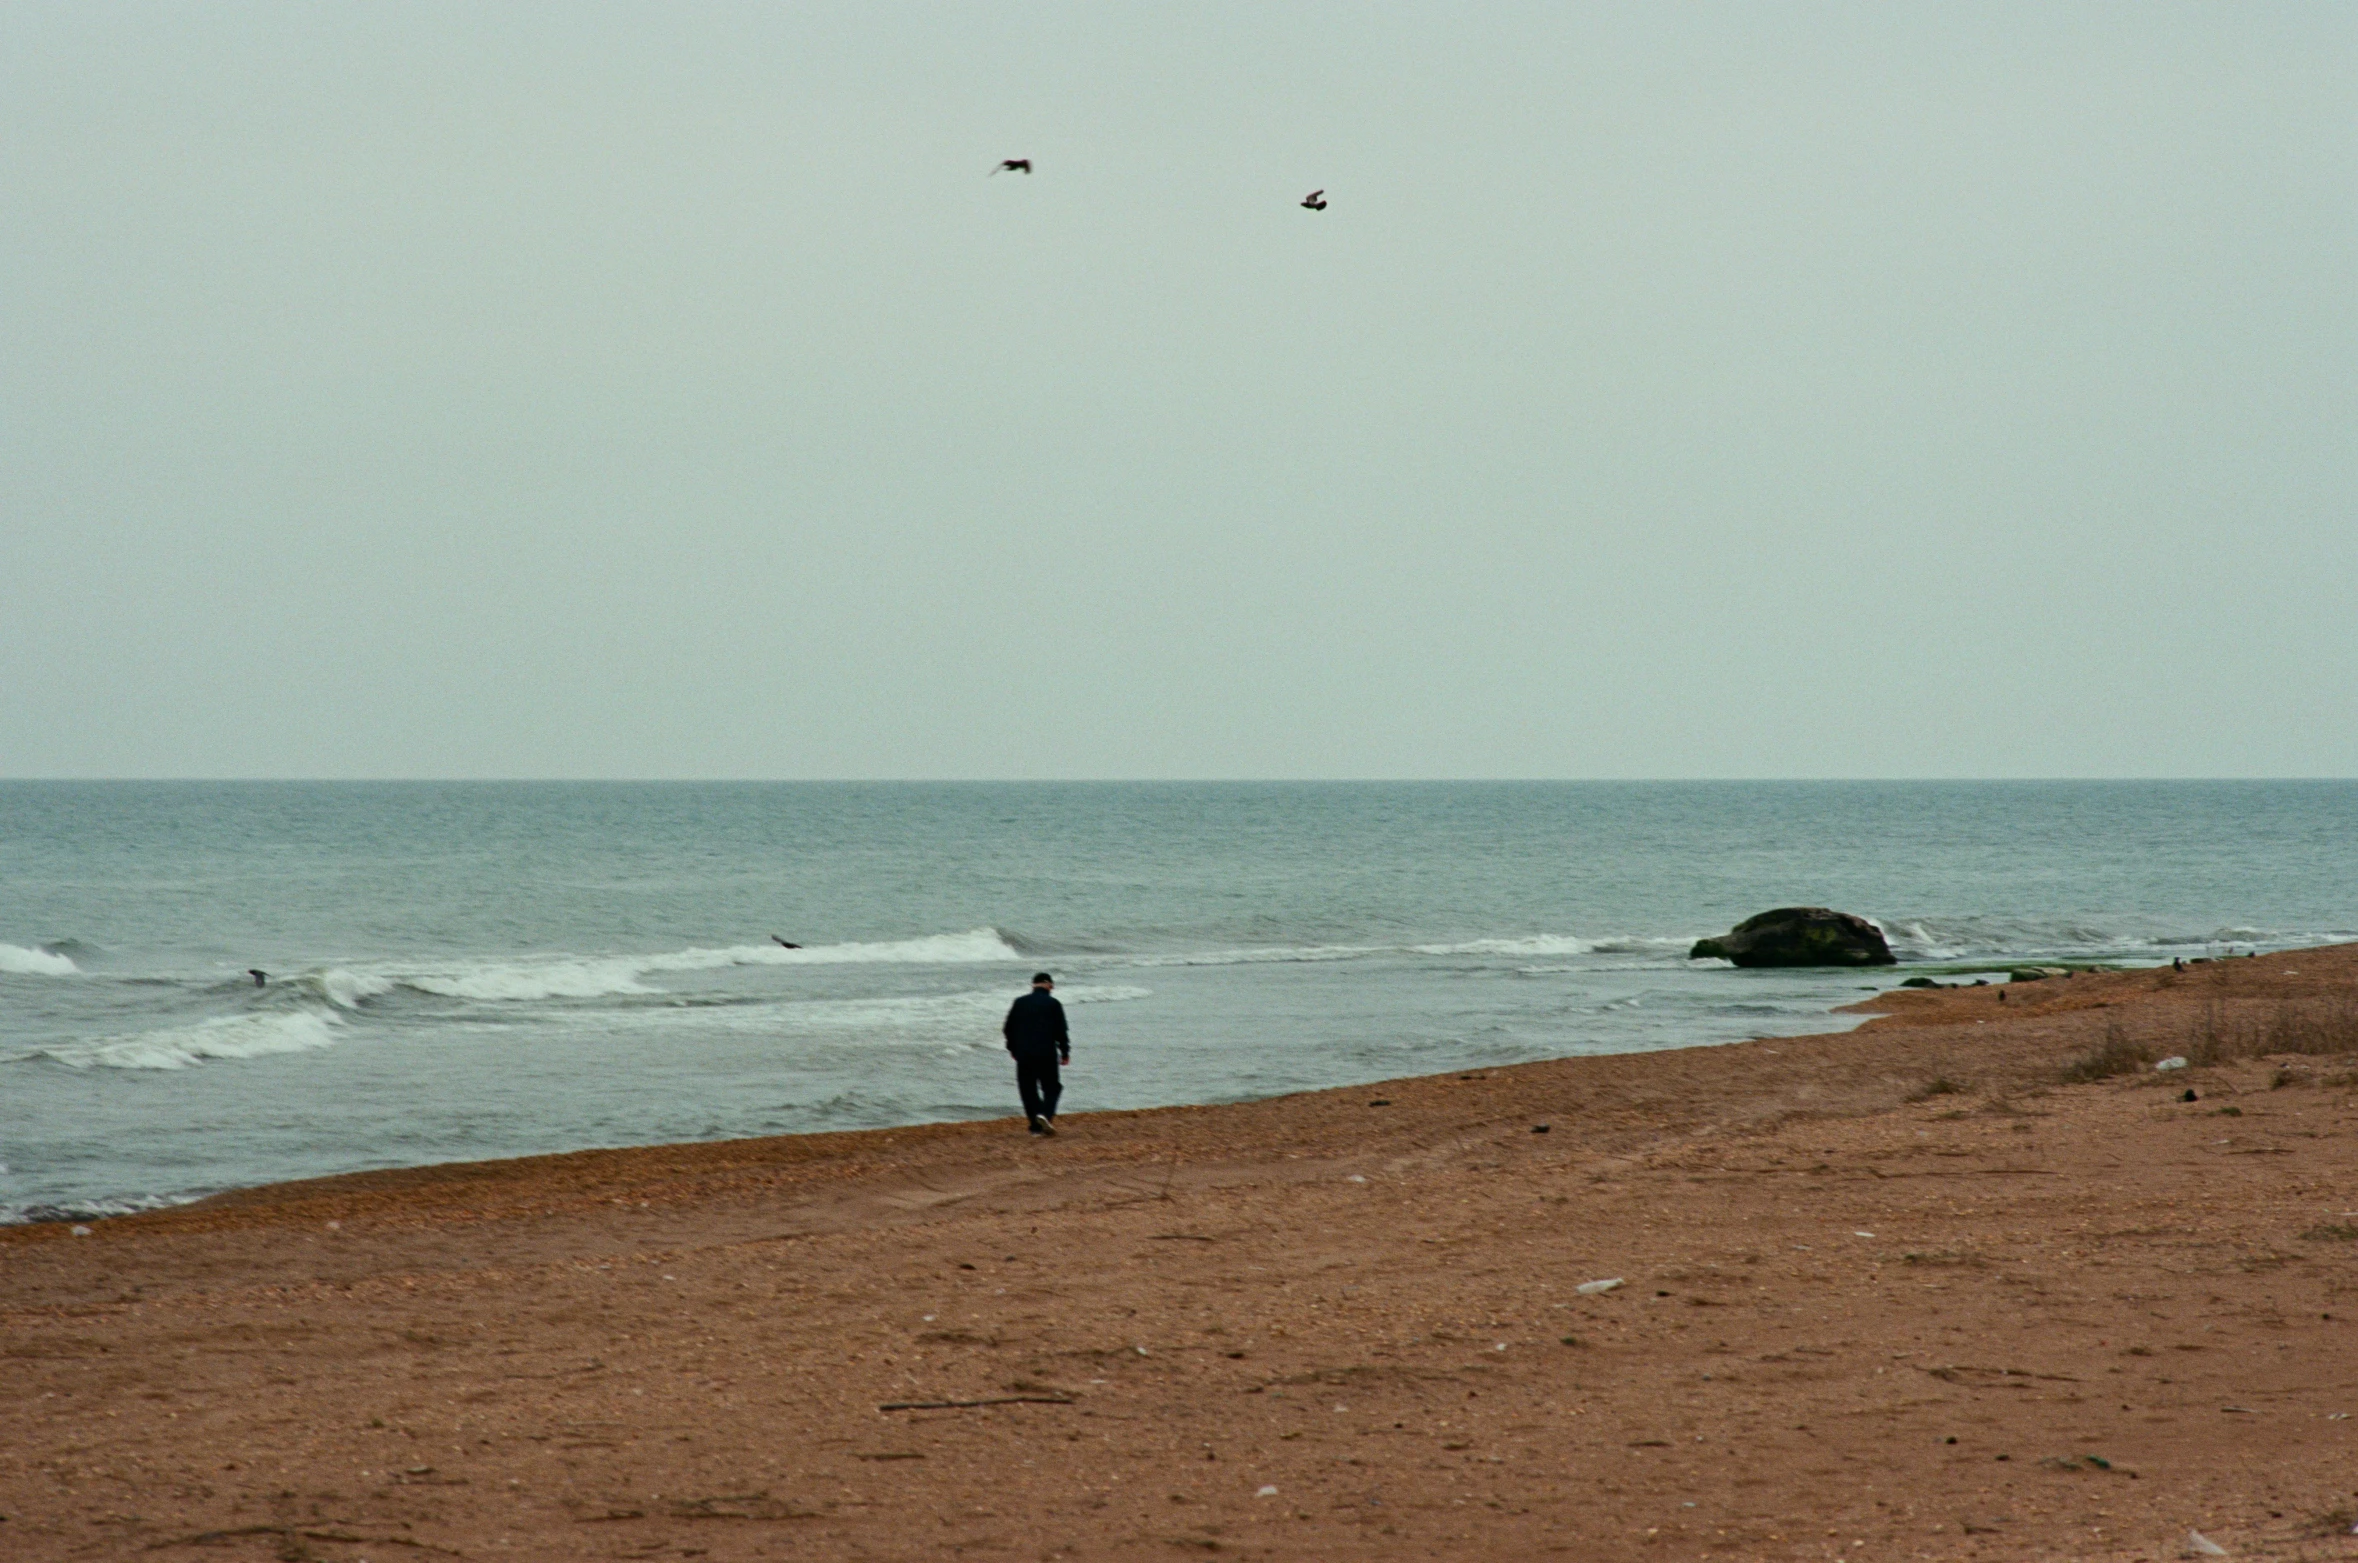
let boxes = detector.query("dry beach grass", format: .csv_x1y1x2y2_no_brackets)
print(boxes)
6,945,2358,1560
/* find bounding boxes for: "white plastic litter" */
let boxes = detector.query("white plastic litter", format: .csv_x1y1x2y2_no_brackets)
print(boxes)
1256,1485,1279,1498
2155,1056,2190,1072
2187,1530,2228,1556
1576,1277,1624,1295
70,1225,91,1237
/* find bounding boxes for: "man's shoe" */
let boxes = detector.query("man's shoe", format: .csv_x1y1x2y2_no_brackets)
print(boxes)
1027,1117,1046,1135
1036,1118,1057,1136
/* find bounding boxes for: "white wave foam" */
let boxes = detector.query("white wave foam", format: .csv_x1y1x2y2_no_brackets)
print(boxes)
788,981,1154,1031
1587,935,1705,955
769,982,1143,1028
1878,915,2309,961
39,1009,344,1071
1412,935,1596,957
564,982,1154,1043
1043,983,1152,1006
372,929,1028,1004
400,960,656,1002
0,1192,205,1227
1,943,79,976
1132,944,1385,967
315,969,393,1009
1885,922,1963,959
1140,933,1697,967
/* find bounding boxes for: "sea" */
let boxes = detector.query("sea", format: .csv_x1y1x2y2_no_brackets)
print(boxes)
4,781,2354,1225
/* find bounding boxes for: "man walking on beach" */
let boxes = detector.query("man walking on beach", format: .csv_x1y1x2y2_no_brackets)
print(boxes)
1003,972,1070,1136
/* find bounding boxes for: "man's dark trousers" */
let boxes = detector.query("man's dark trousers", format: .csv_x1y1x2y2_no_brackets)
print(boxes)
1015,1055,1063,1124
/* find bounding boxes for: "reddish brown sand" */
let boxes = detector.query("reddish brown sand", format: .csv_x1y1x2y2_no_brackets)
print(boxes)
7,946,2358,1562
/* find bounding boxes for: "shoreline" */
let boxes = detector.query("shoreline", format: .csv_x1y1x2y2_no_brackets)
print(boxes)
6,944,2357,1560
0,948,2315,1241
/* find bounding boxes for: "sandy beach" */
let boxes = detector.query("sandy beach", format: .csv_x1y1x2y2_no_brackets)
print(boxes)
6,945,2358,1561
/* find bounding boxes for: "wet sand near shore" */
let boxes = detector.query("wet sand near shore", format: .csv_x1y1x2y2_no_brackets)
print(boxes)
6,946,2358,1561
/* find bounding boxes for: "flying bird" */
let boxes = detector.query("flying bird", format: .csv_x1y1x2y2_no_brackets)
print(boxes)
1300,189,1327,210
992,158,1032,175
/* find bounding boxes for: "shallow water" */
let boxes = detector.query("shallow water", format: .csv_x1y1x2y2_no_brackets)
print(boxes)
4,780,2352,1221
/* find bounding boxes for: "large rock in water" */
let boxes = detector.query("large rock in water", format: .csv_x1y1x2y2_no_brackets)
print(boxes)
1690,907,1896,967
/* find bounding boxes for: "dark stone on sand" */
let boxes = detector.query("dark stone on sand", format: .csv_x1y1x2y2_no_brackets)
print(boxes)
1690,908,1896,968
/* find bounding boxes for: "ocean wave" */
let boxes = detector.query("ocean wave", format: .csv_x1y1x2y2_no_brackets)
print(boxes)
1587,934,1704,954
398,959,656,1002
1131,944,1384,967
316,968,394,1009
1878,915,2325,961
1,942,79,976
1411,935,1596,957
800,981,1152,1027
1036,982,1152,1006
371,928,1031,1003
1139,932,1699,968
0,1192,205,1228
637,982,1156,1039
33,1008,344,1071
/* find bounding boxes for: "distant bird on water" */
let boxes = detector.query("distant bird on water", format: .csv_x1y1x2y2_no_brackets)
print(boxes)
248,969,267,987
992,158,1032,175
1300,189,1327,210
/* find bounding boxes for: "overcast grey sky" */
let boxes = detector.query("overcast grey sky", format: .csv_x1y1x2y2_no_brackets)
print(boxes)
3,3,2351,779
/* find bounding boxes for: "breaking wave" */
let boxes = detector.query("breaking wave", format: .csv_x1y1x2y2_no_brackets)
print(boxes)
1,942,79,976
398,960,657,1002
371,928,1030,1004
316,969,393,1008
1411,935,1596,957
31,1008,344,1071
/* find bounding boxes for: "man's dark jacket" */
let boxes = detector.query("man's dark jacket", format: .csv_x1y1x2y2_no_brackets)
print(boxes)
1002,989,1069,1062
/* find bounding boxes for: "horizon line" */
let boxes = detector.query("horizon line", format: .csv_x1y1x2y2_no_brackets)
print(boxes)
5,776,2354,787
